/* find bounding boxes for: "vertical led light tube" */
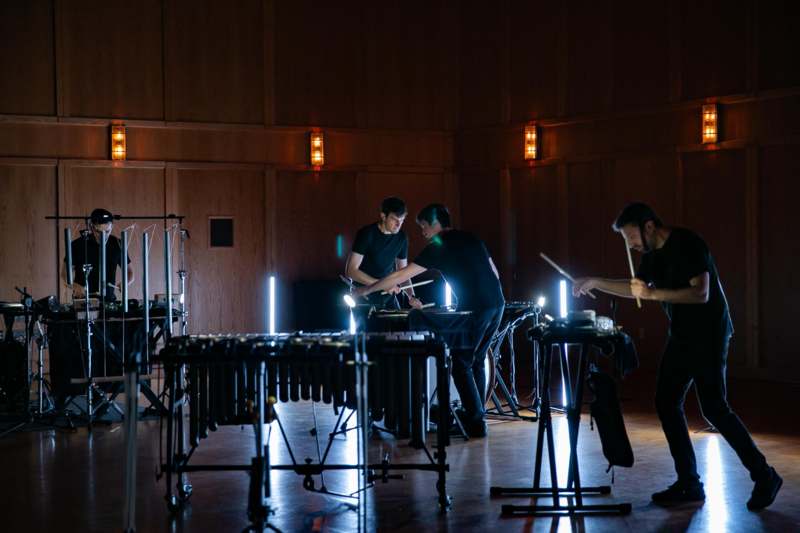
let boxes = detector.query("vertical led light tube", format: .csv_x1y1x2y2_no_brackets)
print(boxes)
559,279,568,407
445,282,452,308
268,275,276,334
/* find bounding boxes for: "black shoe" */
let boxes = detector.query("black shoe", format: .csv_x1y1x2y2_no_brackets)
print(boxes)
455,408,488,438
465,419,488,438
652,481,705,504
748,467,782,511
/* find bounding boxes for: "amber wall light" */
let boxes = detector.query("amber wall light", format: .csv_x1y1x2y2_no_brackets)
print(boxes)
701,104,718,144
524,124,539,161
110,124,126,160
310,131,324,168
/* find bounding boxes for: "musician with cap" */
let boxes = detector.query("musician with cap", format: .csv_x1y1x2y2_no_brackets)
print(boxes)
345,197,422,309
354,203,505,437
572,202,782,510
62,208,133,302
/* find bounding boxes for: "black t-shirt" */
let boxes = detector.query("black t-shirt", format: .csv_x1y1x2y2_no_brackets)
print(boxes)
351,223,408,279
636,227,733,342
413,229,505,311
66,234,130,300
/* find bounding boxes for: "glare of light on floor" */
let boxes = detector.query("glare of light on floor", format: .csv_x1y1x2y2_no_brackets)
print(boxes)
349,310,356,334
703,434,729,530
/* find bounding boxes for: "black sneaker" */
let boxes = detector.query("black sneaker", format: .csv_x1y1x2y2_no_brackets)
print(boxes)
465,419,488,438
652,481,705,504
747,467,782,511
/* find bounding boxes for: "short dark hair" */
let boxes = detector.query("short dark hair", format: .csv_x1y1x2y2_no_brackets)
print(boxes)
90,208,114,225
416,203,451,228
612,202,662,232
381,197,406,216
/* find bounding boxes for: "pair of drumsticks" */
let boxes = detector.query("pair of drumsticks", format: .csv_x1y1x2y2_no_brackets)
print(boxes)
339,275,437,308
540,244,642,308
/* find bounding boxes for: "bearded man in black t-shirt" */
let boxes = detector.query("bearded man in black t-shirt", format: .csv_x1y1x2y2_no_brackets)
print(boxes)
345,197,422,309
354,204,505,437
573,202,781,511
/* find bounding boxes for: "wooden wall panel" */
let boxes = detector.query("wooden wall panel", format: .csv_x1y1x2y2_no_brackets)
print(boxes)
0,1,55,115
566,0,613,115
165,0,264,124
458,3,505,128
58,0,163,119
680,0,748,100
565,162,607,288
274,1,361,127
365,1,457,130
611,0,670,110
59,163,166,303
509,165,562,305
274,171,358,327
682,150,748,367
0,163,57,301
757,0,800,91
459,171,503,261
172,167,266,333
274,172,358,281
508,2,561,122
758,145,800,376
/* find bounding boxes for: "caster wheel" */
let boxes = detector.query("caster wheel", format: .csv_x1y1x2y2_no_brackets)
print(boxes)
166,495,182,513
178,483,193,501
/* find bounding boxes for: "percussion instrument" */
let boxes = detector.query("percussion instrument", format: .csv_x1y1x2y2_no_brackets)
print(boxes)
155,331,453,516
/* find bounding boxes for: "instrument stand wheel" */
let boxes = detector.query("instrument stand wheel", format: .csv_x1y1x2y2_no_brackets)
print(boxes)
166,494,183,514
178,482,193,502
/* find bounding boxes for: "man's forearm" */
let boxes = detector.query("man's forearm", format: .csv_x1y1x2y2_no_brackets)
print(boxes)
347,269,378,286
650,286,707,304
365,270,412,296
593,278,635,298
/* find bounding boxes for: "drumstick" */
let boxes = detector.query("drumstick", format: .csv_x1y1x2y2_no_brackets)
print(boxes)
380,279,433,295
623,239,642,309
339,274,354,289
539,252,597,300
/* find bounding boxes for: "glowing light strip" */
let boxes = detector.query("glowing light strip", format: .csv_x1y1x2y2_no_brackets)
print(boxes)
560,279,568,407
268,275,276,334
445,282,452,307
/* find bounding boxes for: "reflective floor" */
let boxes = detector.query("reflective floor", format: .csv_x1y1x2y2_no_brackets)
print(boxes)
1,399,798,532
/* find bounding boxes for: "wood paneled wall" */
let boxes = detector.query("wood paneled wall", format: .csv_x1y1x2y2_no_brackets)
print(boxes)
0,1,457,337
2,1,799,386
458,1,800,383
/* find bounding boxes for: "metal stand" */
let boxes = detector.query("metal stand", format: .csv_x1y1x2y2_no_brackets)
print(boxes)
490,330,631,516
485,303,540,421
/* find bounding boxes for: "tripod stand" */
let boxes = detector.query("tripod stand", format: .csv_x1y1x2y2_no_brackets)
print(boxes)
485,302,541,421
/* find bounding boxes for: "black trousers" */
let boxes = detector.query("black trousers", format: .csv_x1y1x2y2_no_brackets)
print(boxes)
450,306,504,424
655,335,769,484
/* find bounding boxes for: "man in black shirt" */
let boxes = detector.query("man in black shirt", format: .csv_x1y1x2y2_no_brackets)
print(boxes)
345,197,421,309
573,202,781,510
63,208,133,302
355,204,505,437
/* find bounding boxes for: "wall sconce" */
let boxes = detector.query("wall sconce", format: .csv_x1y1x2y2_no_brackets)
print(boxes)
110,124,126,160
310,131,324,167
524,124,539,161
701,104,718,144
